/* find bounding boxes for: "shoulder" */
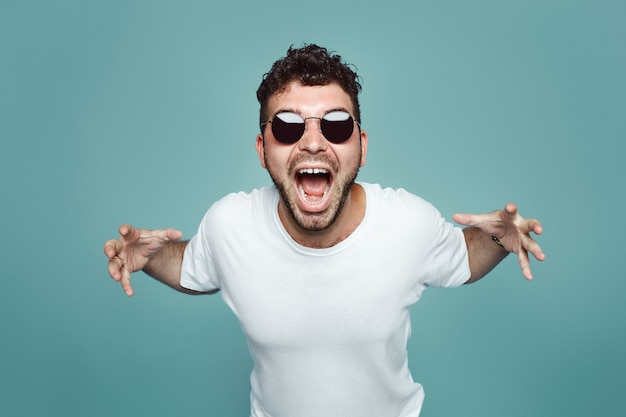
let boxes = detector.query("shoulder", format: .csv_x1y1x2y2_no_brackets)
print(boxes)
359,182,448,242
210,186,276,211
360,182,439,218
200,186,277,227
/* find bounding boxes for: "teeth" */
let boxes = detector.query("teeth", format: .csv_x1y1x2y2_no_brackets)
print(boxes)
299,168,328,175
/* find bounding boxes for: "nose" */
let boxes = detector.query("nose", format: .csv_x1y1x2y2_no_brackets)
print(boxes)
298,118,328,153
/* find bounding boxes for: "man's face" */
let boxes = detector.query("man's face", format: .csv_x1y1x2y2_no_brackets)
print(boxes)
256,81,368,233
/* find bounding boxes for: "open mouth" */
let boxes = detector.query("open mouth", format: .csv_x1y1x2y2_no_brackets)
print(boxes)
296,168,332,209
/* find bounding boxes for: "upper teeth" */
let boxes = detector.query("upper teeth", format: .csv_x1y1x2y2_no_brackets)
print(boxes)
299,168,328,175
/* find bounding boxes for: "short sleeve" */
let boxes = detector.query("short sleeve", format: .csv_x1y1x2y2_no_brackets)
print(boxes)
426,211,470,288
180,210,221,292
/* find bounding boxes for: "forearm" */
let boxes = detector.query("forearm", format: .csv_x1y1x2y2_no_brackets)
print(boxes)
462,227,509,284
142,240,212,295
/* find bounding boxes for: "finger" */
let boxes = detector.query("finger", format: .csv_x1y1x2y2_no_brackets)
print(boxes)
516,249,534,281
161,228,183,242
120,225,182,244
452,213,470,225
107,256,123,281
119,265,134,297
527,219,543,235
504,202,518,216
522,234,546,262
452,212,485,227
119,224,138,240
144,227,184,244
103,239,122,259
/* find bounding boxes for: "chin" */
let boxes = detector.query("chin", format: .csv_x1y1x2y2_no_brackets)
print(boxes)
280,180,355,233
293,210,339,232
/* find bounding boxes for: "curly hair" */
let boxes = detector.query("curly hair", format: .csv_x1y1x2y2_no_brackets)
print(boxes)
256,44,362,128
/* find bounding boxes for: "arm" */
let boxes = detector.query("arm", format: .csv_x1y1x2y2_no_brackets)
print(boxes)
453,203,545,284
104,224,215,296
461,227,509,284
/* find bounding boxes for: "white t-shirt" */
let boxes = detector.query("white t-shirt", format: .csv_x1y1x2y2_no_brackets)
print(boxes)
181,182,470,417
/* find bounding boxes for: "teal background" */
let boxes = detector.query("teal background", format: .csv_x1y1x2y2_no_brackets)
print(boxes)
1,0,624,416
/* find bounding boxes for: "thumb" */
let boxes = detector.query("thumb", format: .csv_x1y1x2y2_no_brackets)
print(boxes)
452,213,476,226
153,228,184,242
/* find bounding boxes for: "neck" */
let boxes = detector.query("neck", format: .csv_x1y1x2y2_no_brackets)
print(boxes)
279,183,366,249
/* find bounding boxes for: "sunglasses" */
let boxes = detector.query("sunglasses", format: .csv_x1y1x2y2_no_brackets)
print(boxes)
261,111,359,144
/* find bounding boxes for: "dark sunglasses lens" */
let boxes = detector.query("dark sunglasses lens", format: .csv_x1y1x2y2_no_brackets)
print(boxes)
321,112,355,143
272,114,304,144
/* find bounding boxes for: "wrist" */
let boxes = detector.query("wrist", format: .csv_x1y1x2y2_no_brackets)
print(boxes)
491,235,507,251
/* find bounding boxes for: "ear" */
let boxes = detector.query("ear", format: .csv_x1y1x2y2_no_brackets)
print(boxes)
359,129,368,167
256,133,267,169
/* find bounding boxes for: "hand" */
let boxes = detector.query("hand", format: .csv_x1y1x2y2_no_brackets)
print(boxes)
104,224,183,296
453,203,545,280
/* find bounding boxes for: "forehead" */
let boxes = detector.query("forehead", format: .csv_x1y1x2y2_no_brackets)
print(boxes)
267,81,354,116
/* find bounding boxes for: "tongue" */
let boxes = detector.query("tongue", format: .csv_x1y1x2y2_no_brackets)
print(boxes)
299,175,328,197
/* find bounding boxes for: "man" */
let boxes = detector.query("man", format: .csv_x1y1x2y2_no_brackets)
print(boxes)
104,44,544,417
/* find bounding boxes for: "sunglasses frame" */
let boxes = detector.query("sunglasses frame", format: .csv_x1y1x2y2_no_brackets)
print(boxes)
261,111,360,145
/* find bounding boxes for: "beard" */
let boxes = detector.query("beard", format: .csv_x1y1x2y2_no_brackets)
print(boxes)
265,152,361,233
